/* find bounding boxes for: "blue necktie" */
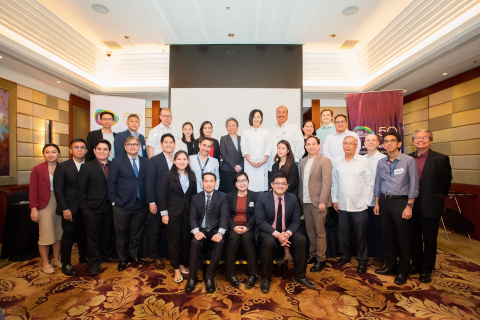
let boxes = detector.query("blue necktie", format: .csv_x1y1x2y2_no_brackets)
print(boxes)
132,158,140,199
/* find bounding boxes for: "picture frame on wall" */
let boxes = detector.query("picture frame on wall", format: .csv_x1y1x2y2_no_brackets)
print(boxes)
0,78,18,186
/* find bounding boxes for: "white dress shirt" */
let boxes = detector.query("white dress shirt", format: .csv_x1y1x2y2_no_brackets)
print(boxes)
322,130,361,162
268,121,304,170
73,159,85,172
302,157,315,203
364,151,387,206
189,155,220,192
331,154,373,212
101,129,115,160
146,123,179,156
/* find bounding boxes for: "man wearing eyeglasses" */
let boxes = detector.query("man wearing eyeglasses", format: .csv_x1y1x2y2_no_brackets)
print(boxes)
53,139,88,276
374,131,418,285
322,114,361,161
146,108,179,158
108,135,149,272
408,129,451,284
114,114,147,159
86,111,116,162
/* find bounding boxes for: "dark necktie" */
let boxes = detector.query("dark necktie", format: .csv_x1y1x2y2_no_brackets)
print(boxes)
132,158,140,199
205,194,212,232
276,198,283,232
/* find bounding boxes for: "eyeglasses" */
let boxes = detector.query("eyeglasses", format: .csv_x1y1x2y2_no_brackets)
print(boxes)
273,182,288,186
334,121,346,124
383,139,397,144
236,179,248,184
342,142,356,146
72,146,86,150
414,136,429,141
101,118,114,121
126,143,140,147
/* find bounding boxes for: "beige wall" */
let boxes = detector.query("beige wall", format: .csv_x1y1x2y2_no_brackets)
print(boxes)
16,85,69,185
403,76,480,186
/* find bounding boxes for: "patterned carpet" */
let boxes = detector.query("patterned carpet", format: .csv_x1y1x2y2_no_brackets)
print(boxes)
0,248,479,320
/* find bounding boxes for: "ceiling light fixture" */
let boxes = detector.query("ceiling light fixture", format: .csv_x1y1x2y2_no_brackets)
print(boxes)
442,72,448,75
92,4,109,14
0,56,2,59
330,34,336,38
124,36,130,39
226,6,230,10
403,90,407,92
57,81,61,84
343,6,359,15
228,33,234,37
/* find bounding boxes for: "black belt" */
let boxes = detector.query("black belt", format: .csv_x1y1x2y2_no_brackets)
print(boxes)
381,193,407,200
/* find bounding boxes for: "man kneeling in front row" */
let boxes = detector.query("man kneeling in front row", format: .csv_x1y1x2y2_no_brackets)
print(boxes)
256,172,316,293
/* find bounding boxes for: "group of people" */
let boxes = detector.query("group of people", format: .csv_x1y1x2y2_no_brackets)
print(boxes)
29,105,452,294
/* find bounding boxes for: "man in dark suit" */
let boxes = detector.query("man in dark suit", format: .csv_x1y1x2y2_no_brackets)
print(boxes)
53,139,88,276
185,172,229,294
114,114,147,159
409,129,452,283
108,135,149,271
86,111,116,162
256,172,315,293
146,133,175,269
78,139,116,276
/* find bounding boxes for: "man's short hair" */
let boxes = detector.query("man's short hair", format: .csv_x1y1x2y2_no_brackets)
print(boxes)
276,105,288,113
343,135,359,145
202,172,217,181
334,114,347,122
161,133,175,143
160,107,172,115
272,172,287,182
70,138,86,146
321,108,334,117
382,131,402,143
412,129,433,141
225,117,239,128
95,139,111,150
199,137,213,145
306,135,321,145
124,135,140,145
100,111,114,120
127,113,140,121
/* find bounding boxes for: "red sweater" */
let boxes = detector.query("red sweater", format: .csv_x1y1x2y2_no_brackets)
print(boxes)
29,161,54,210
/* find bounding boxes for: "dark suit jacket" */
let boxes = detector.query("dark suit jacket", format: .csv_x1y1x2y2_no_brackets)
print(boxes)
193,138,221,162
190,190,229,233
409,149,452,218
114,130,147,159
108,153,148,208
227,190,259,231
29,161,54,210
145,153,170,208
255,190,300,235
158,171,197,216
53,159,81,216
86,129,116,162
220,135,244,172
78,160,111,214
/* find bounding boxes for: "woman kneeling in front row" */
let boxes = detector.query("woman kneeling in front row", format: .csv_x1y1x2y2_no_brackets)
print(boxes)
225,172,259,288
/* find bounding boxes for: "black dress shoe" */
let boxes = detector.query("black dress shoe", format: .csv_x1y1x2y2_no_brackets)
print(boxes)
89,264,100,276
205,279,216,293
306,256,316,265
292,276,316,290
260,278,270,294
394,274,408,285
62,263,77,276
118,261,127,272
245,276,257,289
337,256,351,267
228,276,240,288
357,262,368,274
79,256,90,265
419,273,432,284
131,258,145,265
185,279,197,293
409,265,421,275
375,267,397,275
310,260,326,272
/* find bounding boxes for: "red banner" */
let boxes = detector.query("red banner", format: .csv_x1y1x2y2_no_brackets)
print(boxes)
346,90,404,155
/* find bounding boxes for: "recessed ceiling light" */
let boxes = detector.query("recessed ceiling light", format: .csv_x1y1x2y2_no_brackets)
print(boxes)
343,6,359,15
226,6,230,10
442,72,448,75
57,81,61,84
228,33,234,37
403,90,407,92
124,36,130,39
0,56,3,59
330,34,336,38
92,4,109,14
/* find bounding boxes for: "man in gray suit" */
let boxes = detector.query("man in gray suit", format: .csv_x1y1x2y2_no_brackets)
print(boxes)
219,117,244,193
299,136,332,273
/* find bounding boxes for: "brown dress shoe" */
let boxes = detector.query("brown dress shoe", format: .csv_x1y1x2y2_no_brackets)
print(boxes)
153,259,165,269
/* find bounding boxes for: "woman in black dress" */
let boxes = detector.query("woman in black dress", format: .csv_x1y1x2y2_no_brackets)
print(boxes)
193,121,221,161
178,122,195,156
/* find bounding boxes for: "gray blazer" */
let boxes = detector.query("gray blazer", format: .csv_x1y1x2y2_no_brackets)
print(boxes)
220,134,244,172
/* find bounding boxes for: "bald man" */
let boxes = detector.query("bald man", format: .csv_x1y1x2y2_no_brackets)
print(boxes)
363,134,386,268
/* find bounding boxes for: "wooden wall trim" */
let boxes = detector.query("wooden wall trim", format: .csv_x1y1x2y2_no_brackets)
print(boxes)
404,65,480,104
69,94,90,158
311,99,320,129
152,100,160,127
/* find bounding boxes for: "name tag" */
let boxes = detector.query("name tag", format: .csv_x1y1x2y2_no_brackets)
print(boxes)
249,202,255,207
394,168,404,175
143,145,146,149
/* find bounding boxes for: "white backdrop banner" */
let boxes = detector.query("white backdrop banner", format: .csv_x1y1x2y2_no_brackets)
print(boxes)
89,95,146,136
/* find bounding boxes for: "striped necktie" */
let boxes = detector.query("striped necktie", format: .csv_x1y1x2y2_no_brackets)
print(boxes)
205,194,211,232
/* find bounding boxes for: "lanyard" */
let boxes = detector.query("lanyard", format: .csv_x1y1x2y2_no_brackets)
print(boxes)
197,155,210,175
387,159,398,176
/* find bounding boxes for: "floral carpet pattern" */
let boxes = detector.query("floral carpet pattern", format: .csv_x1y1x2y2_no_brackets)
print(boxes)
0,249,479,319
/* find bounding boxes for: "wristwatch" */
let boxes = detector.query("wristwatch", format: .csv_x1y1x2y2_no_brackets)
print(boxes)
406,203,414,208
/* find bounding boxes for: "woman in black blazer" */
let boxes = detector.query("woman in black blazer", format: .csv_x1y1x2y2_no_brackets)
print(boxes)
270,140,299,195
193,121,221,161
225,172,259,289
158,150,197,283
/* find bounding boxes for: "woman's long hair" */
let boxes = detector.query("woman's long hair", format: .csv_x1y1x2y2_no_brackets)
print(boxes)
181,122,195,144
273,140,295,174
170,150,196,184
199,121,213,140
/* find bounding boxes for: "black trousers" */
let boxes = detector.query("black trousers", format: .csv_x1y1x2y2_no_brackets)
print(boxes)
409,205,440,273
338,209,368,263
367,206,384,261
219,169,236,194
83,204,114,266
379,196,410,275
189,228,224,281
60,209,87,264
166,206,191,269
225,229,257,277
149,209,167,259
113,199,148,261
258,231,307,280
